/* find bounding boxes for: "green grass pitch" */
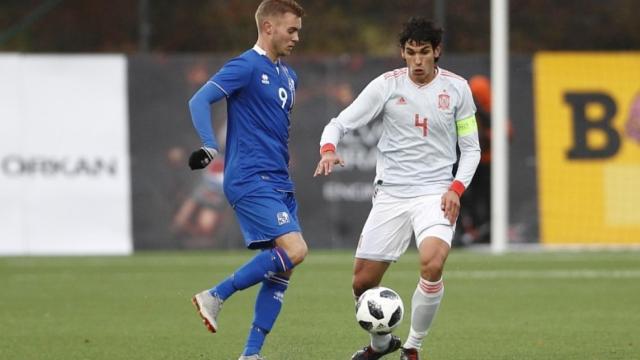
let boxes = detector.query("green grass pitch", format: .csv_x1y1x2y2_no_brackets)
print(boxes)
1,250,639,359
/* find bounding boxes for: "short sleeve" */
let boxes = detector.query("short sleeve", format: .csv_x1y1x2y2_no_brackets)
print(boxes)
210,56,253,97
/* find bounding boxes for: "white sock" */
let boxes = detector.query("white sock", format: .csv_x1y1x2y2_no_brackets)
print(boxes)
370,333,392,352
403,278,444,350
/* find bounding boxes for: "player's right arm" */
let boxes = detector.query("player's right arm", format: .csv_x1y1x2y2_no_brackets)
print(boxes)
188,56,252,170
314,76,387,177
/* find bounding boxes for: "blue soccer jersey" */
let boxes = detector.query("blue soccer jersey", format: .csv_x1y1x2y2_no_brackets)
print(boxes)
209,45,298,204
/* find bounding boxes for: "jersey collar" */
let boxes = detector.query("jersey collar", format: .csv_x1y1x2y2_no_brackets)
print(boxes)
253,44,281,66
409,66,440,89
253,44,267,56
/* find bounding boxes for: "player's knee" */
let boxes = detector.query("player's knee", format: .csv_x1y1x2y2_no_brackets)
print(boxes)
420,260,444,281
276,233,308,266
284,240,308,266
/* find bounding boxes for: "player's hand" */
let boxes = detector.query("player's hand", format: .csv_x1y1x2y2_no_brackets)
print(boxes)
188,147,217,170
313,151,345,177
441,191,460,225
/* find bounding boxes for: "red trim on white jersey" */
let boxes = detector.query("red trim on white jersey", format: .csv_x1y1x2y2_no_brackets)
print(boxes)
383,68,408,79
439,69,465,81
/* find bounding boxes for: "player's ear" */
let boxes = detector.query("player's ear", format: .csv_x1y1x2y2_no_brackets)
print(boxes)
262,19,273,35
434,45,442,59
400,46,406,60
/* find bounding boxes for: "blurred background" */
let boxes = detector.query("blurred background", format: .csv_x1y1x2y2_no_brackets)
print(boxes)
1,0,639,254
2,0,640,53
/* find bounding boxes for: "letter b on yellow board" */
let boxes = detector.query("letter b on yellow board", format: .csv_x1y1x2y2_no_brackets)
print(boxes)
534,52,640,245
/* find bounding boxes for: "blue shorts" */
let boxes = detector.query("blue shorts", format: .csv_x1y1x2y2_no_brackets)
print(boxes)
232,188,301,249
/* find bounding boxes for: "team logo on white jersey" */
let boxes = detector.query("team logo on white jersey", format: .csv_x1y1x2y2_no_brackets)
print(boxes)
277,211,290,225
396,96,407,105
261,74,270,85
438,90,450,110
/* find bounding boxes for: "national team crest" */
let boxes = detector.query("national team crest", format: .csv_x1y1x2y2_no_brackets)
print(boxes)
277,212,290,226
288,78,295,92
438,90,450,110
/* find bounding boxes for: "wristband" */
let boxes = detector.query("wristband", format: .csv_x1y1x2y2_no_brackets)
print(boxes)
320,143,336,154
449,180,465,197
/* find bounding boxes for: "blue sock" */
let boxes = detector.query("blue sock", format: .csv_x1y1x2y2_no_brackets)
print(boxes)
243,326,267,356
210,247,293,301
243,275,289,356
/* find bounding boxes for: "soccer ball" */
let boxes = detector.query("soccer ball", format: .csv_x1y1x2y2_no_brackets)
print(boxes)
355,287,404,335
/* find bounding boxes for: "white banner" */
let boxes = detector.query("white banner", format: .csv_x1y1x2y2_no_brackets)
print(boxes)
0,54,132,255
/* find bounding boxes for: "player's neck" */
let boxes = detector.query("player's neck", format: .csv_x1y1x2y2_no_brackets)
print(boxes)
255,39,279,63
409,67,437,86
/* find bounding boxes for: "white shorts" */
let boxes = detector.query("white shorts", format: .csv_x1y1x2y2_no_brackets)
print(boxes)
355,189,455,262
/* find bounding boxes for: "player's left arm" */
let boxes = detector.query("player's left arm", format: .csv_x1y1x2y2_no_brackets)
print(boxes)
188,82,226,169
442,83,481,224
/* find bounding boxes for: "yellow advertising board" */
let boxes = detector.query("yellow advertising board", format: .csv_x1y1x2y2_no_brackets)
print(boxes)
534,52,640,245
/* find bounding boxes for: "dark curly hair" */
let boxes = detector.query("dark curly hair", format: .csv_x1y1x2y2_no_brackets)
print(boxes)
398,17,444,60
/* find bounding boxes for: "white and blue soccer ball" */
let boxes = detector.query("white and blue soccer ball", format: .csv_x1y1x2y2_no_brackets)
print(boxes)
355,287,404,335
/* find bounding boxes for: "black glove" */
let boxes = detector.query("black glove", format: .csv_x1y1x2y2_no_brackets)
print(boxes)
188,147,216,170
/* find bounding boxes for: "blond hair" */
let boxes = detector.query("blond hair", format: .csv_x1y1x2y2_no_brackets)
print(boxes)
255,0,305,31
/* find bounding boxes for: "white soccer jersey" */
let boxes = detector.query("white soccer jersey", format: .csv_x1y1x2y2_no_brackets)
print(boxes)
320,67,481,197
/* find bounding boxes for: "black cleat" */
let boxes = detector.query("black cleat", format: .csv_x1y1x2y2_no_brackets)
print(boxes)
400,347,419,360
351,335,402,360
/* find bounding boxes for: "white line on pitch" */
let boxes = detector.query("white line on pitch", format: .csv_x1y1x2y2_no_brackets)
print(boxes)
442,270,640,279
